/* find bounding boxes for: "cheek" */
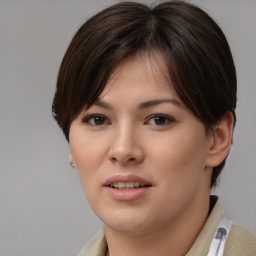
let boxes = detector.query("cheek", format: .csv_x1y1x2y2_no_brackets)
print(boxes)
149,132,209,213
71,134,106,168
149,129,208,182
70,136,107,191
73,145,103,209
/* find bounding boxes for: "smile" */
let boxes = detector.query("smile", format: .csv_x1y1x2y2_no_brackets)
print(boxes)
109,181,150,190
104,175,152,200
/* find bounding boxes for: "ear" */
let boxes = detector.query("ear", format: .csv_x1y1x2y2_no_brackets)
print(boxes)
205,111,234,168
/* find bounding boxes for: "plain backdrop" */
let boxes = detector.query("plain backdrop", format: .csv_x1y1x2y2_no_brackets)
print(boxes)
0,0,255,255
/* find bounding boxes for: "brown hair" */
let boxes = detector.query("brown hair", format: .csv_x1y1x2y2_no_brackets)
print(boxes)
52,1,237,187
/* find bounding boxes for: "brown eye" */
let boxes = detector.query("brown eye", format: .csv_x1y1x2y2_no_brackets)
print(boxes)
147,115,174,126
83,115,108,126
153,116,167,125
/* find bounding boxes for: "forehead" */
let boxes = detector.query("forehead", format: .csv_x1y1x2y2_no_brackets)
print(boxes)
102,52,176,96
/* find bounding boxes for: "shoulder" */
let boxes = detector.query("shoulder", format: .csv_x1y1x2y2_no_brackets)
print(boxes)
224,222,256,256
77,229,106,256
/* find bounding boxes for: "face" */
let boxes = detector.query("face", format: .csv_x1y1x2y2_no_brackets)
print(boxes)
69,54,213,236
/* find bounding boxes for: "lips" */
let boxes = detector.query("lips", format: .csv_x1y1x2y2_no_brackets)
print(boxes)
104,174,152,188
103,174,152,201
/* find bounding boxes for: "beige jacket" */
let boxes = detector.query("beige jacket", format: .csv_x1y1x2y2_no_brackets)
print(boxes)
78,197,256,256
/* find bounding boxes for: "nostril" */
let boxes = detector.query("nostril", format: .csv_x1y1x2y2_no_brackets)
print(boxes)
128,157,136,162
110,156,118,162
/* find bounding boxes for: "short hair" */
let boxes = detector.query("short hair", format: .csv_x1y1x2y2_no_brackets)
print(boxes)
52,1,237,188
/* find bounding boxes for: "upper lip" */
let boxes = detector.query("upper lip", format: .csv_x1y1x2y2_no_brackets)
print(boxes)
103,174,152,186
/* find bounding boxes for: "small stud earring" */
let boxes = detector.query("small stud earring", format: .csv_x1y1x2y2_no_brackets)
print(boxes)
70,161,74,168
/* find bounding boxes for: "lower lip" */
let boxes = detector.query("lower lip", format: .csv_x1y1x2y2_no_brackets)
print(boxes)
105,186,151,201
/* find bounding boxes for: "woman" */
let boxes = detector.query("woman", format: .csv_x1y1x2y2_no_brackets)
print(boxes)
52,1,256,255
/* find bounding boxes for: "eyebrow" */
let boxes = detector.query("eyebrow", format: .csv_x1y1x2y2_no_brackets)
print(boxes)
138,99,182,109
93,98,182,110
93,100,113,109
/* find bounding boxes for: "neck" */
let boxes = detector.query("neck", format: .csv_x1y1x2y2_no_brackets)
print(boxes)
104,194,211,256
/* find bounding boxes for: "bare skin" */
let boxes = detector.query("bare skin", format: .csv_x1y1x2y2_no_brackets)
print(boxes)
69,54,234,256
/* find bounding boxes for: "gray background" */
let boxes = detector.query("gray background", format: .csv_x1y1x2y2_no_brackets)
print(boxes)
0,0,255,255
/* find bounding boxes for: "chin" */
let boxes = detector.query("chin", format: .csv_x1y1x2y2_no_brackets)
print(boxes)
104,221,152,236
100,208,158,235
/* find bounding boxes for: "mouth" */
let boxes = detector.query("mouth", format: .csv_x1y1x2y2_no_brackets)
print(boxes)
103,175,152,200
108,181,151,190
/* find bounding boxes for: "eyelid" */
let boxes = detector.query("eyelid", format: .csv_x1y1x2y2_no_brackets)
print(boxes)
145,114,175,125
82,114,110,126
81,113,174,126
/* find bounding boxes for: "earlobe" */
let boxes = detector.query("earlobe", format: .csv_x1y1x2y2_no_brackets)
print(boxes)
205,111,234,167
69,152,75,169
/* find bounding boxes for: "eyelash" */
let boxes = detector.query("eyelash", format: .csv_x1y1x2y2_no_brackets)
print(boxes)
145,114,175,126
82,114,110,126
82,114,175,127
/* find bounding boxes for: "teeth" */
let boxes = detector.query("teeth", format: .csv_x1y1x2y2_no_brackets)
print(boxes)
125,182,134,188
118,182,125,188
134,181,140,187
110,181,147,190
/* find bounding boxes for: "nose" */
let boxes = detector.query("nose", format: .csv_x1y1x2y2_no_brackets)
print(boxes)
108,124,144,166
